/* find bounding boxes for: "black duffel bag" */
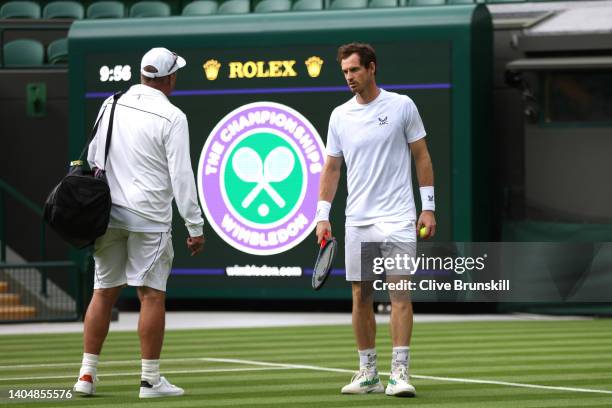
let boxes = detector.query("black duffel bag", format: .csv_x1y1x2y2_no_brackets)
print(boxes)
44,92,122,249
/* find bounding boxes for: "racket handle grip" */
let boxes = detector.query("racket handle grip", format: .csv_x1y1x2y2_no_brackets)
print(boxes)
320,231,331,248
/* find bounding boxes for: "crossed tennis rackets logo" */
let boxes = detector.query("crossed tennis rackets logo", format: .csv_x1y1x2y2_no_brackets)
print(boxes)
232,146,295,209
198,102,325,255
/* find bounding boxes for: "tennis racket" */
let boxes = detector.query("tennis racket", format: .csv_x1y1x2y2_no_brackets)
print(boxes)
312,233,338,290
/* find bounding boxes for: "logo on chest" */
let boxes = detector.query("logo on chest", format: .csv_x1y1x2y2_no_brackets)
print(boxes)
378,116,388,126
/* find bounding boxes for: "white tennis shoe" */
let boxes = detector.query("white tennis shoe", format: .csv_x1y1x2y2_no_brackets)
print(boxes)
341,368,384,394
73,374,96,396
385,366,416,397
139,376,184,398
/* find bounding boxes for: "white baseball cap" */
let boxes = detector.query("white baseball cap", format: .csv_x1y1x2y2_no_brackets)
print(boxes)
140,47,186,78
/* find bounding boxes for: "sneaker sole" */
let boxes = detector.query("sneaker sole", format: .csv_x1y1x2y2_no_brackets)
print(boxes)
341,385,384,394
139,390,184,398
73,384,94,396
388,390,415,397
385,387,416,397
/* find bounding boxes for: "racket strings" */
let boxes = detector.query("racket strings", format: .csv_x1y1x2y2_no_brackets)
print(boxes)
316,249,333,271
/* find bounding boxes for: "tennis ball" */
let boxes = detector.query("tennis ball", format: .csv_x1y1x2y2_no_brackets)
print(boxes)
419,226,428,239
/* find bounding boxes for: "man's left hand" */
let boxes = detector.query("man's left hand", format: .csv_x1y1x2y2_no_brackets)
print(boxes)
417,211,436,240
187,235,205,256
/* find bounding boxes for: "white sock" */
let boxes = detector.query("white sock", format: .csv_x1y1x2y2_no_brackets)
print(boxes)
141,359,160,385
358,348,377,371
79,353,99,379
392,346,410,370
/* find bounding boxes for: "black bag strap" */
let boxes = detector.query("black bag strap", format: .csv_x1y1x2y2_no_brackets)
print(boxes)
76,91,124,166
103,91,123,168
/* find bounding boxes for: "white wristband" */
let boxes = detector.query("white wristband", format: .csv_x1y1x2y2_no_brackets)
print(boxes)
419,186,435,212
315,201,332,222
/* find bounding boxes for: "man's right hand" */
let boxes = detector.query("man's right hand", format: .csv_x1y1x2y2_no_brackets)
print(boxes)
316,221,332,244
186,235,205,256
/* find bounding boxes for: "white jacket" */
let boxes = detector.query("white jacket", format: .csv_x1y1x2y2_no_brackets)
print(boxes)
87,84,204,237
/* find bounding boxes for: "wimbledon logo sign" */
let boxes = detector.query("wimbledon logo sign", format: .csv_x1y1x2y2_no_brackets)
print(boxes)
197,102,325,255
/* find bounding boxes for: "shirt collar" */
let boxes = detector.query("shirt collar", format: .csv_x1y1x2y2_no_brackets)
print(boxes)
128,84,169,100
352,88,385,107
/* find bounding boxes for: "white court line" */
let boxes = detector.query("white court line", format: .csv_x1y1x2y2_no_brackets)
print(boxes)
2,357,612,395
0,366,289,382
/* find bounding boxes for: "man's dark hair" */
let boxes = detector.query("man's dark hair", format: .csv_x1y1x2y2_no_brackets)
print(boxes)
336,42,377,73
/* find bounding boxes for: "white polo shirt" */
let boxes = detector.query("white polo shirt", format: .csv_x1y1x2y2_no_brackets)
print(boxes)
326,89,426,226
87,84,204,237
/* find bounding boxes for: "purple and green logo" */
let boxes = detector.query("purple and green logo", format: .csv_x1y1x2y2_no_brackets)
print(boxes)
197,102,325,255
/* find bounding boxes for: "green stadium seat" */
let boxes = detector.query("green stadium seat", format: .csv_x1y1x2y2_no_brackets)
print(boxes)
47,37,68,64
218,0,249,13
129,1,171,17
255,0,291,13
42,1,84,19
3,39,44,67
408,0,444,6
182,0,218,15
446,0,475,3
292,0,323,10
87,1,125,18
0,1,40,18
330,0,368,9
369,0,398,7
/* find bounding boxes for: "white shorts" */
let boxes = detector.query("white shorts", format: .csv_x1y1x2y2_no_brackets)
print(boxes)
345,220,417,281
93,228,174,292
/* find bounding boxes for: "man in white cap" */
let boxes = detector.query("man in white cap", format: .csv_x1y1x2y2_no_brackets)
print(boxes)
73,47,205,398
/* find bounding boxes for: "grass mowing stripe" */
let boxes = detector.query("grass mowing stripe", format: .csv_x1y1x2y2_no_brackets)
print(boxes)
0,367,293,382
5,354,609,374
411,345,612,356
4,325,610,346
0,325,351,342
3,346,610,368
4,348,612,370
414,354,611,365
0,320,605,345
5,334,611,354
0,357,299,370
5,332,609,350
414,337,611,348
4,342,611,362
0,371,343,388
410,361,612,374
0,326,608,350
62,393,611,408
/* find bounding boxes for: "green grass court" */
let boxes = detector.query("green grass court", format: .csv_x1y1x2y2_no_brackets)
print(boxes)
1,319,612,407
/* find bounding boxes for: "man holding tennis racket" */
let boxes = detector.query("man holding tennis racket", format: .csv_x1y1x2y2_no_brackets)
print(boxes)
316,42,436,397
